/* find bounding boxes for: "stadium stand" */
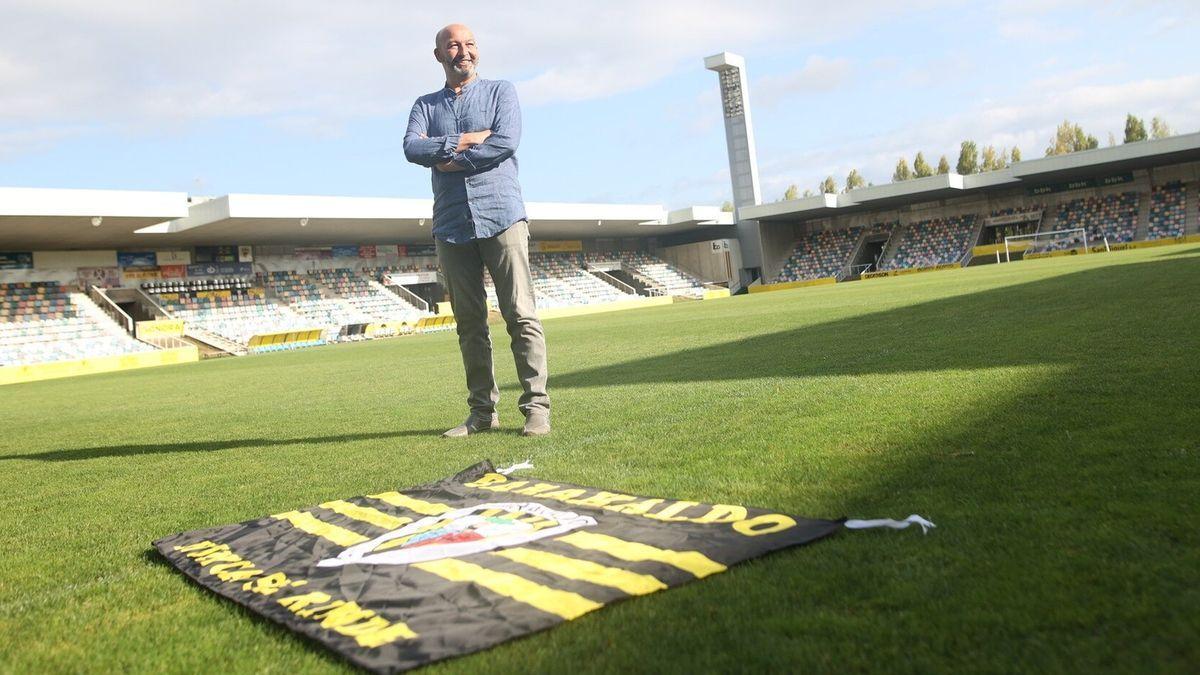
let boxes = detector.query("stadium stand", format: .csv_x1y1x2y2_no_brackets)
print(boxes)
1,281,154,366
529,253,633,308
1054,192,1139,244
610,251,707,297
309,268,427,324
777,227,863,282
580,251,707,297
260,271,369,329
1148,181,1186,239
881,215,977,270
147,278,319,346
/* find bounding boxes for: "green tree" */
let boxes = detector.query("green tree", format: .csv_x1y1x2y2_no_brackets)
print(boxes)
1010,147,1022,163
936,155,951,174
981,145,1000,172
1124,114,1148,143
783,184,800,201
913,152,933,178
956,141,979,175
720,200,733,212
1045,120,1098,156
1151,116,1172,139
820,176,837,194
892,158,912,182
802,188,814,198
844,169,867,192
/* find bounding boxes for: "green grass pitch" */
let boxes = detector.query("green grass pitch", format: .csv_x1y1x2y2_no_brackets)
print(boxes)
2,243,1198,673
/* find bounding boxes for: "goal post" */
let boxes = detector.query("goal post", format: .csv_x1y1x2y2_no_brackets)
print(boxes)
1004,228,1089,262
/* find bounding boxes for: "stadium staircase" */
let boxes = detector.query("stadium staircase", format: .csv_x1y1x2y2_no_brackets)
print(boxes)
839,230,870,279
876,223,906,269
1135,194,1152,241
371,279,429,314
1187,183,1200,235
69,293,135,341
139,286,252,357
185,326,247,357
618,267,666,296
1037,208,1060,235
960,217,987,266
586,268,640,296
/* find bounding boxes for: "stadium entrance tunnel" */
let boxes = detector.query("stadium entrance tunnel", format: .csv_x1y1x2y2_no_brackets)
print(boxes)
545,256,1193,389
851,237,888,277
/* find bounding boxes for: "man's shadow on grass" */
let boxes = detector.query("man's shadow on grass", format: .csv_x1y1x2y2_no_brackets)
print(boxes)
5,429,448,463
1155,246,1200,258
536,256,1193,390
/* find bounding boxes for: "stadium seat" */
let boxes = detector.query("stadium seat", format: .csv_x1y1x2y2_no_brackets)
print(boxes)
882,215,977,271
1148,181,1186,240
777,226,864,282
0,281,155,366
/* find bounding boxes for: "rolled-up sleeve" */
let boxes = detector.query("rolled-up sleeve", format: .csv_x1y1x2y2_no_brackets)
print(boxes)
451,81,520,172
403,100,460,167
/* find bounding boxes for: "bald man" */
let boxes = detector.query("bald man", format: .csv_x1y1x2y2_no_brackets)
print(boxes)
403,24,550,437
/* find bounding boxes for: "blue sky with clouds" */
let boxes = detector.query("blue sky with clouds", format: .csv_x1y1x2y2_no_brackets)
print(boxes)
1,0,1197,208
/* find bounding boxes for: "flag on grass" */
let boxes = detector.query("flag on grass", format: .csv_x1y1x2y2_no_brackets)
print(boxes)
154,461,843,673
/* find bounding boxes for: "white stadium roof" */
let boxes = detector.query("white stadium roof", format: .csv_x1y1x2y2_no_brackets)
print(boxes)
0,190,732,250
0,187,189,249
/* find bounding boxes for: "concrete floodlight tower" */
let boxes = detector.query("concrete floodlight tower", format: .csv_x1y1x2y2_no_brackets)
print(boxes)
705,51,764,287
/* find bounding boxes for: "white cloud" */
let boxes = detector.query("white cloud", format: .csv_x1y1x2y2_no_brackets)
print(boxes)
0,0,933,126
995,19,1081,43
755,56,852,106
761,73,1200,192
0,126,85,160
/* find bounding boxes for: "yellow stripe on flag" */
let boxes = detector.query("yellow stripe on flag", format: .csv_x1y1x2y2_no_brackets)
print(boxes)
556,531,727,578
491,547,667,596
411,558,602,620
272,510,369,547
366,491,453,516
320,500,412,530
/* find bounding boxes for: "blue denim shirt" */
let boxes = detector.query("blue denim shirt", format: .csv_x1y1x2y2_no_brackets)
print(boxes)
403,78,527,244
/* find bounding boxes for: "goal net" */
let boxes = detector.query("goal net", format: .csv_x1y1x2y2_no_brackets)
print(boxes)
1004,228,1089,262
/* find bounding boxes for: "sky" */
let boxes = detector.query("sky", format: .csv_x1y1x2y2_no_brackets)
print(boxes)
0,0,1197,209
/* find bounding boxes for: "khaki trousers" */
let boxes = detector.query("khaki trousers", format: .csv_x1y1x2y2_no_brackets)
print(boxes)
436,220,550,418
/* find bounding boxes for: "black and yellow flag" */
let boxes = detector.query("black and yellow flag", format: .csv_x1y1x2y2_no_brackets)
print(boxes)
155,461,843,673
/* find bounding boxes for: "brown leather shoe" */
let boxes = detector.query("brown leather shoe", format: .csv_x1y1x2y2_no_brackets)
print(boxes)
521,411,550,437
442,413,500,438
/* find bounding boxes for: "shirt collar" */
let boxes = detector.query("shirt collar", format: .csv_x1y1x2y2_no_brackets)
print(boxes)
443,76,481,96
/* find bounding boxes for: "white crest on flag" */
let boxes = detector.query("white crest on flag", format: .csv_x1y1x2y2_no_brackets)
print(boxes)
317,502,596,567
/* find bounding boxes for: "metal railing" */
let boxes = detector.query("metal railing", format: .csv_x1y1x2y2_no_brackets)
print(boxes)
136,287,173,318
184,326,248,356
381,281,430,312
621,264,668,297
140,334,192,350
959,217,987,266
587,268,638,295
89,285,133,334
